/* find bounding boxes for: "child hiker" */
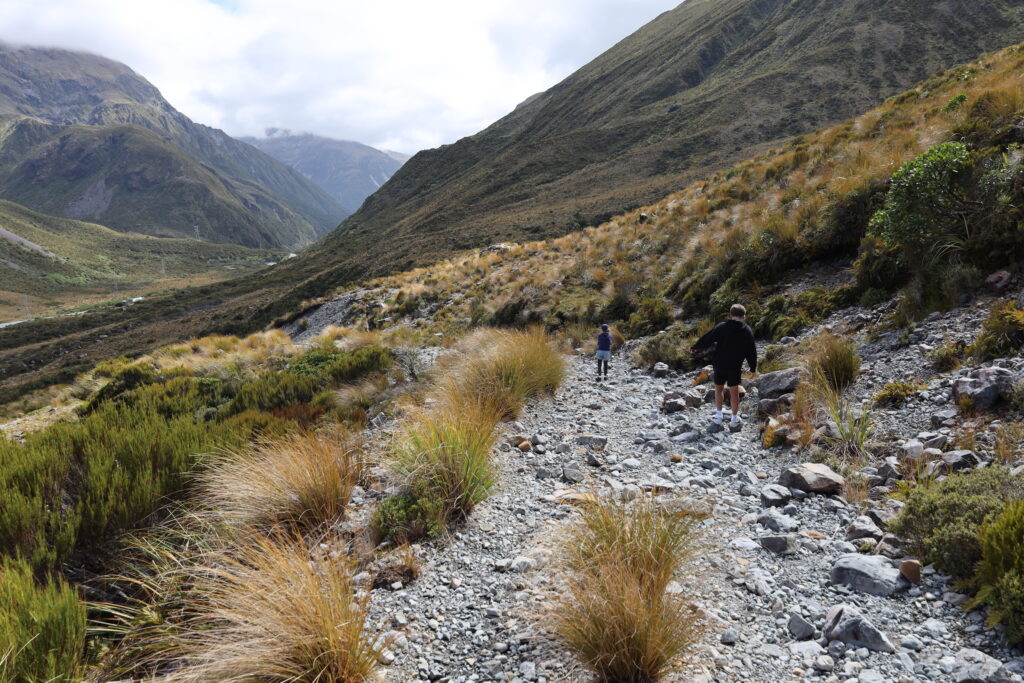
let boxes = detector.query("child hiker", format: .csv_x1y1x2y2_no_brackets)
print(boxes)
596,323,612,381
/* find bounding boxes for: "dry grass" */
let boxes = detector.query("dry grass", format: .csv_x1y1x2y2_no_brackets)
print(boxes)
154,533,385,683
439,328,565,419
549,495,705,682
994,423,1024,464
197,428,364,532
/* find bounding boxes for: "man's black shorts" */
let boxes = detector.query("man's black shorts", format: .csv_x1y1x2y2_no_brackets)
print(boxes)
713,363,742,387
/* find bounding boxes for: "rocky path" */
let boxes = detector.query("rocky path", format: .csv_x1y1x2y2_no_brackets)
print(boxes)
369,352,1023,683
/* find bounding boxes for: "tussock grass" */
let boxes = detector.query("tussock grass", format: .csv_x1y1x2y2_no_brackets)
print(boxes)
107,532,385,683
391,402,500,519
804,332,861,394
550,496,705,682
439,328,565,419
198,429,364,532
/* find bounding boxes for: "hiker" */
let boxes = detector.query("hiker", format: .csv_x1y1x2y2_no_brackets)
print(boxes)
595,323,612,381
690,304,757,428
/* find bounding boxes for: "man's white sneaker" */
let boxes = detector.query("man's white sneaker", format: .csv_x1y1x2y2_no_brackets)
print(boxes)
712,414,723,425
729,416,743,432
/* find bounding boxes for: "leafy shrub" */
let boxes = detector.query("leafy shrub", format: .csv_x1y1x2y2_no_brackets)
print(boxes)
805,333,860,393
872,380,924,407
974,501,1024,643
550,496,704,682
220,371,323,419
371,482,446,544
853,235,906,294
943,93,968,112
80,361,159,413
972,301,1024,361
288,345,393,383
627,297,674,337
868,141,972,270
889,468,1024,579
0,559,85,683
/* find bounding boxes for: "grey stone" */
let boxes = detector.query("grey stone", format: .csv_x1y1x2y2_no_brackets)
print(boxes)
757,507,799,533
788,612,816,640
758,534,798,555
720,628,739,645
822,603,896,653
829,554,909,596
953,647,1015,682
652,362,670,378
562,464,585,483
932,408,959,426
575,434,608,449
752,368,801,399
813,655,835,672
845,515,884,542
779,462,845,494
942,449,980,472
760,483,793,507
952,366,1018,410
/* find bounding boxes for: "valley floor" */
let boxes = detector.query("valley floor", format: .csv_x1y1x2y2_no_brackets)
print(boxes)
369,325,1023,682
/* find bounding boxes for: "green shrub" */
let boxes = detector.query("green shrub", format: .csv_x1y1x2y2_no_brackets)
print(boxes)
220,371,322,419
889,468,1024,579
972,301,1024,361
633,325,698,371
974,501,1024,643
288,345,392,383
0,559,86,682
942,93,968,112
371,484,446,544
0,378,284,574
80,362,159,414
872,380,923,407
854,235,907,293
868,142,972,271
627,297,674,337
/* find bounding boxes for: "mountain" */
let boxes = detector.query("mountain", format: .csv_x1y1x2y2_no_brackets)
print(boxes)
241,129,407,213
0,45,347,249
285,0,1024,287
0,199,278,320
4,2,1024,400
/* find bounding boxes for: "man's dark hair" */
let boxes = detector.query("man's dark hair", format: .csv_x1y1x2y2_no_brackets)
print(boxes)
730,304,746,318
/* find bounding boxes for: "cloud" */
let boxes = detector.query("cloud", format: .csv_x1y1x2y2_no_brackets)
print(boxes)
0,0,679,153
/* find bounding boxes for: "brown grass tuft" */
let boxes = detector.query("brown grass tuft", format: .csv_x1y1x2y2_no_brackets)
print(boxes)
197,428,364,532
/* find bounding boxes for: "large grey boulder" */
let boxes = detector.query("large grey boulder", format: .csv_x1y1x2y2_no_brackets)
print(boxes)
823,604,895,653
845,515,884,542
757,508,799,533
779,463,845,495
952,367,1019,411
953,648,1015,682
752,368,801,399
760,483,793,508
829,553,909,596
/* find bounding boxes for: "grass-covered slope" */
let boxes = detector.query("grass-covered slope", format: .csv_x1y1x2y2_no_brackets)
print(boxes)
302,42,1024,348
0,45,347,248
3,38,1024,402
286,0,1024,291
0,199,279,320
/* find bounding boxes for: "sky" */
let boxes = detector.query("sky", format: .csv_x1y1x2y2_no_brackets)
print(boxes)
0,0,680,154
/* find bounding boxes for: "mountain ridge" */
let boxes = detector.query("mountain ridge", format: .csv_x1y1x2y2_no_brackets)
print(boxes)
241,130,406,213
0,44,348,248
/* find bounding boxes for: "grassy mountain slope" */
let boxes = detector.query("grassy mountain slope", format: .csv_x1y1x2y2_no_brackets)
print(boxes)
283,0,1024,287
0,199,279,320
0,44,347,248
2,35,1024,401
241,130,405,213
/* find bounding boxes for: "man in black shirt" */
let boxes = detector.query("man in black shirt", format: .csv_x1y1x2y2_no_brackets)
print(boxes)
691,304,758,428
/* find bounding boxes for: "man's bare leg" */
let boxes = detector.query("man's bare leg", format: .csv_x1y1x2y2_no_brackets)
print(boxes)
729,385,741,417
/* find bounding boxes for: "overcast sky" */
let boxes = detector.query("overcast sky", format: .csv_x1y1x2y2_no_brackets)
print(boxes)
0,0,679,153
